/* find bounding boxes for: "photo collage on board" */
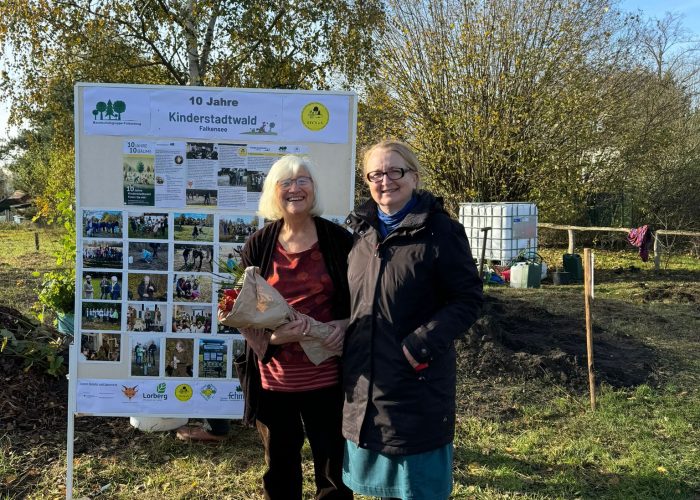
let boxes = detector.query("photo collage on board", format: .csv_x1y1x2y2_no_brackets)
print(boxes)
79,208,260,381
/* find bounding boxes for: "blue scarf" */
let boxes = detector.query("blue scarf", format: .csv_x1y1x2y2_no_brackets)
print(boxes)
377,194,418,238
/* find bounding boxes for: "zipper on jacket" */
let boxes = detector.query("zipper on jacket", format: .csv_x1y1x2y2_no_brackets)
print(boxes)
358,233,386,446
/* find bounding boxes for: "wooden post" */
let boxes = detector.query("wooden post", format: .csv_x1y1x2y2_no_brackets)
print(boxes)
567,229,575,254
34,231,40,251
583,248,596,411
653,232,661,271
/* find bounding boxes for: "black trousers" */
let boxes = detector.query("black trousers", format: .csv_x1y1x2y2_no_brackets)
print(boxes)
255,384,352,500
206,418,230,435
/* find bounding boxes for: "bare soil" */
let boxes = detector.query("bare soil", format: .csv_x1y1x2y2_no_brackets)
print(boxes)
461,294,656,389
0,282,683,495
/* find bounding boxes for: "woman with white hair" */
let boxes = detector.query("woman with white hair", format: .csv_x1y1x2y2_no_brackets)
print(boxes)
179,155,353,500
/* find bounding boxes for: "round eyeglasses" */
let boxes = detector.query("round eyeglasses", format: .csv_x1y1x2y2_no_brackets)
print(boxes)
277,176,313,189
366,167,408,183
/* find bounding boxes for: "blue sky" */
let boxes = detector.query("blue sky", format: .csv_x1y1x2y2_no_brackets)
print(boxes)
619,0,700,35
1,1,700,143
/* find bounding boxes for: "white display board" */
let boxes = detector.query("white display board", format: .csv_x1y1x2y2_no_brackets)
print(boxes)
68,83,357,422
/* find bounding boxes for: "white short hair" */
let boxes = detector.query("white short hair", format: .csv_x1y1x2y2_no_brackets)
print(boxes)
257,155,323,220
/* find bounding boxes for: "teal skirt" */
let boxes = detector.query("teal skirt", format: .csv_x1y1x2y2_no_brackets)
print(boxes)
342,440,453,500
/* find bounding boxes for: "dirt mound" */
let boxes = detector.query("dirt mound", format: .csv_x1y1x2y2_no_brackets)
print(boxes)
460,295,657,388
638,282,698,304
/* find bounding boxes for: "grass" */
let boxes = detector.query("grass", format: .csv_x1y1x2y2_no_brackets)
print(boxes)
2,228,699,499
450,384,699,499
0,226,63,312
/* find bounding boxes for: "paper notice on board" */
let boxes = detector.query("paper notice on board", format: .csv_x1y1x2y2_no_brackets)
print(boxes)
216,144,248,209
154,142,186,208
124,141,307,209
237,144,309,210
185,142,219,207
123,141,156,206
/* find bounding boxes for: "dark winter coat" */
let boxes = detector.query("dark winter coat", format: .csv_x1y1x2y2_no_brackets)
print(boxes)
342,191,483,455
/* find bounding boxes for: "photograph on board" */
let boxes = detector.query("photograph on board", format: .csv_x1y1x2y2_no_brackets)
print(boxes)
123,154,155,206
127,241,168,271
82,241,123,269
173,304,212,333
246,170,266,193
218,243,244,272
231,337,245,360
215,282,240,333
83,210,122,238
174,243,213,272
198,338,227,378
127,273,168,302
173,212,214,242
218,214,259,243
217,167,246,187
81,302,121,331
127,212,168,240
164,338,194,377
186,142,219,160
130,336,160,377
81,271,123,300
126,303,165,332
185,188,218,207
80,332,121,362
173,274,212,303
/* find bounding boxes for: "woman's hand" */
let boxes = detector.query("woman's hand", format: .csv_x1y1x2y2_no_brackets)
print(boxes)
402,345,420,369
238,327,271,358
269,312,310,345
322,318,349,352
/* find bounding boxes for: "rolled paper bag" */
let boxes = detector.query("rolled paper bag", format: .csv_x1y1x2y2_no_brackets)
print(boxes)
218,266,340,364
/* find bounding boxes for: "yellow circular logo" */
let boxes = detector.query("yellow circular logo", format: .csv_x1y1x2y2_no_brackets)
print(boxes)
175,384,193,402
301,102,329,131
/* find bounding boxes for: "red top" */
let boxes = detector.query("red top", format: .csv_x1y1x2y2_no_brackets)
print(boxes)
259,241,340,391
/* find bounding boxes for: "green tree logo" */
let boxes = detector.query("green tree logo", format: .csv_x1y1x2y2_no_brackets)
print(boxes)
95,101,107,119
92,98,127,120
113,100,126,119
105,100,114,119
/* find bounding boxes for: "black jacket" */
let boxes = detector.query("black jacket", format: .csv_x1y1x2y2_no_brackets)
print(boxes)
342,191,483,454
236,216,353,425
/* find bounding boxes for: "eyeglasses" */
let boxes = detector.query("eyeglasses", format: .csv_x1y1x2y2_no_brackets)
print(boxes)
277,176,313,189
366,167,408,183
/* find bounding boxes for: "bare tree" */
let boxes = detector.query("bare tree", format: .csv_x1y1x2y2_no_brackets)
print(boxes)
368,0,636,218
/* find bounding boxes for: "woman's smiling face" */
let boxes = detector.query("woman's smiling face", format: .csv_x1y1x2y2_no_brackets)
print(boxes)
365,148,418,214
276,167,315,217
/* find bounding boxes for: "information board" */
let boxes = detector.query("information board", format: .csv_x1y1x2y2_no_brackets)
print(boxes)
69,83,357,420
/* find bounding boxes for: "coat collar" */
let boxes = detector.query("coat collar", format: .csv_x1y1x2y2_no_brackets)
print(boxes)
347,190,446,234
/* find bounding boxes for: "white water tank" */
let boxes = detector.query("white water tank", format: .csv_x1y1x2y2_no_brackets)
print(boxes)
459,202,538,264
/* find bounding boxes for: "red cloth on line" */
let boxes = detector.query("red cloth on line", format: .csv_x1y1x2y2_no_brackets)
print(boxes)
627,225,652,262
258,241,340,392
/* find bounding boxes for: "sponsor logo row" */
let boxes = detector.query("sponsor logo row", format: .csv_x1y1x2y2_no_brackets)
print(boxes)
121,382,244,402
